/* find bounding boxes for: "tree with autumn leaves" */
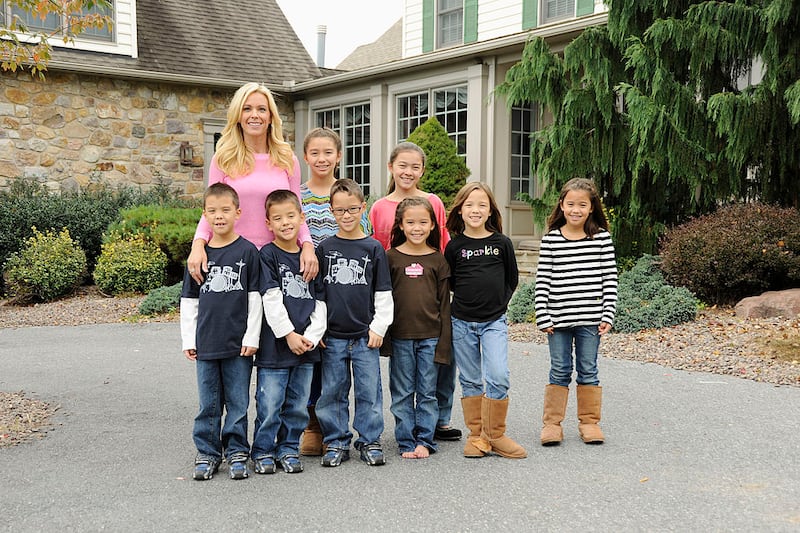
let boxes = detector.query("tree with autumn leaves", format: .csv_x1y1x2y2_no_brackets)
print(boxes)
1,0,112,77
496,0,800,256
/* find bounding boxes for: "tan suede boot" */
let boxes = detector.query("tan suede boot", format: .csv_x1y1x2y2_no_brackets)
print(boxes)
480,396,527,458
299,405,324,456
576,385,604,444
461,395,490,458
540,384,569,446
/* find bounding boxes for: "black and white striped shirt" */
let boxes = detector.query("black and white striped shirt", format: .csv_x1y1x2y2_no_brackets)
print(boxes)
534,229,618,330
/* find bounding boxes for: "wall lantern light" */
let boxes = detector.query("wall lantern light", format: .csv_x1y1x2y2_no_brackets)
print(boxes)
180,142,193,166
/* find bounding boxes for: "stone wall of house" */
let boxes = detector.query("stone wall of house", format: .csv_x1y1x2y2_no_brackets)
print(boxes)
0,71,296,198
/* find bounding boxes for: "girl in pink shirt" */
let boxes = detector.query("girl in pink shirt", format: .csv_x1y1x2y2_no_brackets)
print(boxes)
368,141,460,442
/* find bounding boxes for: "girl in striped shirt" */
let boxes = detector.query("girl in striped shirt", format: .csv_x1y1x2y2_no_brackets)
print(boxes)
535,178,618,446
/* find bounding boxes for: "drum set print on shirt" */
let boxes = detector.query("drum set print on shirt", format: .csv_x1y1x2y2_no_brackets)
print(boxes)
323,250,371,286
201,260,246,293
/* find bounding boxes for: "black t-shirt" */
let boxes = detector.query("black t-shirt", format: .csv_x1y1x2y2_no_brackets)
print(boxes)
255,243,322,368
316,235,392,339
444,232,518,322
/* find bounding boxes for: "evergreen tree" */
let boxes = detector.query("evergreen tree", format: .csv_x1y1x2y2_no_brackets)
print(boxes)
406,117,470,207
496,0,800,256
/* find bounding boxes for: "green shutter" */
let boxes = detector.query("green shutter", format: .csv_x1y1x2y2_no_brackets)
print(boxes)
423,0,434,52
522,0,538,29
576,0,594,17
464,0,478,43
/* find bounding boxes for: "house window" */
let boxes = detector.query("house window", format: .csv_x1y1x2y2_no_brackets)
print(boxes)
344,104,371,195
434,86,468,156
397,93,429,141
542,0,575,24
438,0,462,48
316,104,372,195
3,1,113,41
511,103,535,199
397,85,468,157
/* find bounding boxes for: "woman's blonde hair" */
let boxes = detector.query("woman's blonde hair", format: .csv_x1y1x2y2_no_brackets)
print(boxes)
214,82,294,178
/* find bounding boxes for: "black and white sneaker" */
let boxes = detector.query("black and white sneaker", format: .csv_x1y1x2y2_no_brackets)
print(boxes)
279,455,304,473
320,447,350,467
227,452,249,480
192,454,221,481
357,442,386,466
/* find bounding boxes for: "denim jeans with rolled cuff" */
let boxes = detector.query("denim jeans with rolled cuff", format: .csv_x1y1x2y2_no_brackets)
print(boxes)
389,337,438,453
252,363,314,460
193,355,253,460
316,336,384,450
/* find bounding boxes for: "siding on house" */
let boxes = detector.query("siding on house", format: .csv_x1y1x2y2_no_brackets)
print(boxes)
478,0,524,41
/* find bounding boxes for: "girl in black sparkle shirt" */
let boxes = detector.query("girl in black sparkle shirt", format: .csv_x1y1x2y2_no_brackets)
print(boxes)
444,183,526,460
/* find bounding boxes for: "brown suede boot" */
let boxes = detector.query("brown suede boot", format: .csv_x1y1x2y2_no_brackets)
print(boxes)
540,384,569,446
461,395,490,458
300,405,324,456
576,385,604,444
480,396,527,458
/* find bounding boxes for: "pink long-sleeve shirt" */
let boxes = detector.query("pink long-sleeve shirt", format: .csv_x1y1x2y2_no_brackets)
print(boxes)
368,192,450,252
194,153,312,249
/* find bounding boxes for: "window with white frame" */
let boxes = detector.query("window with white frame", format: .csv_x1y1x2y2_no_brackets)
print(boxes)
397,93,429,142
397,85,468,157
438,0,462,48
511,103,536,198
541,0,575,24
3,1,113,41
316,104,372,194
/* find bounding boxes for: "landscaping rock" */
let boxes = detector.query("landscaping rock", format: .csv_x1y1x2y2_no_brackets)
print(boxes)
735,288,800,318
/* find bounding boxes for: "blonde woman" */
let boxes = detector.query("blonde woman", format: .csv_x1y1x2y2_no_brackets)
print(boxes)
187,82,318,282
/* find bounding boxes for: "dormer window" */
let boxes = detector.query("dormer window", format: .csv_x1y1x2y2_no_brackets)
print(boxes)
438,0,462,48
542,0,575,25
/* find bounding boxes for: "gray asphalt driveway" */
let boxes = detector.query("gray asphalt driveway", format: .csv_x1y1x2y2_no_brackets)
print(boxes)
1,322,798,532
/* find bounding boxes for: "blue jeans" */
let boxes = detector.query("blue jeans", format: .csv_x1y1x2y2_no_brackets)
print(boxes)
316,336,383,449
451,315,510,400
193,356,252,460
307,362,322,406
435,360,457,427
547,326,601,386
389,338,438,453
251,363,313,459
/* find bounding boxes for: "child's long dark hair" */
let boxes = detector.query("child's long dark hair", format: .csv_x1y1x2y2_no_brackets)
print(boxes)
390,197,440,250
446,182,503,235
386,142,426,194
547,177,609,237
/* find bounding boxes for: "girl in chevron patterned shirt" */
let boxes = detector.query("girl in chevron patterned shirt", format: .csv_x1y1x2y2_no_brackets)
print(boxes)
297,127,371,456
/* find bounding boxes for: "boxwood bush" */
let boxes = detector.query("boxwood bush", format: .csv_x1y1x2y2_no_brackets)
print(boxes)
508,280,537,323
3,227,87,303
614,255,698,333
659,203,800,305
138,282,182,315
106,205,201,282
93,233,168,295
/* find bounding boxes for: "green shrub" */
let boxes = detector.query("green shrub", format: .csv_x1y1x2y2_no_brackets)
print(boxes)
614,255,698,333
508,279,537,323
106,204,201,281
0,178,196,277
138,282,182,315
659,203,800,305
3,227,87,303
405,117,470,208
93,233,168,295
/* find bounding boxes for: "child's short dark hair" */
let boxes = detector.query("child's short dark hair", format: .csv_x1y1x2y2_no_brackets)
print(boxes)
330,178,365,203
264,189,302,216
204,183,239,208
